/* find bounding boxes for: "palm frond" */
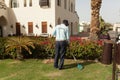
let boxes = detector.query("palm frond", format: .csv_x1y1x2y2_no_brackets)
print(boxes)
5,36,35,59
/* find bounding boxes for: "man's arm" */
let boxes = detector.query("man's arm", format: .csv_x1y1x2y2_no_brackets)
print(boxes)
51,27,56,37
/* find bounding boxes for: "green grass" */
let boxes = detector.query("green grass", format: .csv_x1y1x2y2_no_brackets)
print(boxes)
0,59,112,80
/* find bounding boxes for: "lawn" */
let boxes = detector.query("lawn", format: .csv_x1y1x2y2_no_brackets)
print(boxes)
0,59,112,80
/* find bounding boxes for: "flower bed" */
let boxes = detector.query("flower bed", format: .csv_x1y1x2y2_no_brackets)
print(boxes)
0,36,103,60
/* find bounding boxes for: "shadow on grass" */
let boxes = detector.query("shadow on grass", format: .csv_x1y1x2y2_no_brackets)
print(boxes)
82,61,96,66
64,60,96,70
64,63,77,69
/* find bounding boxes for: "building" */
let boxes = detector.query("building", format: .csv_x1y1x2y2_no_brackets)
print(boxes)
107,23,119,40
79,21,90,32
113,23,120,32
0,0,79,37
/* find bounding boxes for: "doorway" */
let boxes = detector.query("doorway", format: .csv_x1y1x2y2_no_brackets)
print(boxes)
71,22,73,36
0,26,3,37
0,16,7,37
16,22,21,36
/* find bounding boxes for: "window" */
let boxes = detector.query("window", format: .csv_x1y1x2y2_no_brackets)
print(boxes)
29,0,32,7
70,22,73,35
69,0,70,11
28,22,33,33
41,22,47,33
64,0,67,9
39,0,49,7
57,18,61,25
24,0,27,7
11,0,19,8
71,3,73,12
57,0,61,6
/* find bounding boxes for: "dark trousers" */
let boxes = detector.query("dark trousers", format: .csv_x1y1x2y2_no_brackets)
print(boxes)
54,41,67,69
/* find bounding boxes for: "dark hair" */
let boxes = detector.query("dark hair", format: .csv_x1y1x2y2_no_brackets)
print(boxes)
63,20,69,26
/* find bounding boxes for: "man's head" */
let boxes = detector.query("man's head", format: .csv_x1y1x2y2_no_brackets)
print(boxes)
63,20,69,26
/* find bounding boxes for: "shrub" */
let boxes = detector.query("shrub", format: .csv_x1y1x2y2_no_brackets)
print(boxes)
2,36,103,60
41,37,55,58
66,37,103,60
5,36,35,60
0,37,6,59
25,37,55,59
31,39,49,59
35,36,103,60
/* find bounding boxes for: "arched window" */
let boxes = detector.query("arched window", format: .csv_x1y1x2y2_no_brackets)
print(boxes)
11,0,19,8
0,16,8,37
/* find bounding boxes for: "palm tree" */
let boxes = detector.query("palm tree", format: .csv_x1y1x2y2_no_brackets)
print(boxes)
5,36,35,60
89,0,102,40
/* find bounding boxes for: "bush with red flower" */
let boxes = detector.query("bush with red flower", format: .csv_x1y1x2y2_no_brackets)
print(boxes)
0,36,103,60
34,36,103,60
65,37,103,60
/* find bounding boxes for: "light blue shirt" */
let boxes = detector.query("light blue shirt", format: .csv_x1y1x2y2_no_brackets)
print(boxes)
52,24,69,42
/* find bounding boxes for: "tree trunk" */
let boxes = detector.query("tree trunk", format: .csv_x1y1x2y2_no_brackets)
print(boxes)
89,0,102,40
16,47,23,60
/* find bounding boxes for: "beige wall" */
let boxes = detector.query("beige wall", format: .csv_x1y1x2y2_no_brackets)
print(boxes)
1,0,79,36
55,0,79,35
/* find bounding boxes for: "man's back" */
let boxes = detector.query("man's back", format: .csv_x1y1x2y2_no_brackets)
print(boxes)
52,24,69,41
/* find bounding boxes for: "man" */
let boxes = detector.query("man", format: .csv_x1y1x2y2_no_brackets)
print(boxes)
52,20,70,70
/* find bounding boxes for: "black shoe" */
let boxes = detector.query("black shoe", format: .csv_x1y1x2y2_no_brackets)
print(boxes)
59,67,63,70
54,66,58,69
59,68,62,70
